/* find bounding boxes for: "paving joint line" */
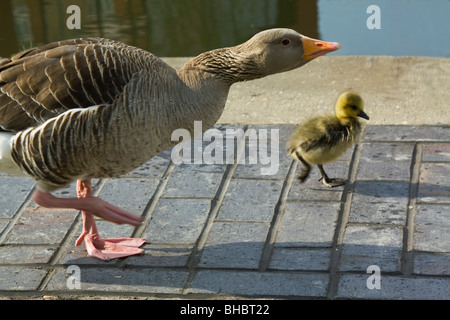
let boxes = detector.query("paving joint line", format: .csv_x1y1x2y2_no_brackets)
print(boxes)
181,125,249,294
0,186,35,245
401,142,422,275
115,160,176,270
326,139,364,299
129,161,176,240
258,159,297,271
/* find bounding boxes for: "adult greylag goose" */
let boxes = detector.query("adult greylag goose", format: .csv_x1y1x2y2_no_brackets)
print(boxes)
0,29,340,260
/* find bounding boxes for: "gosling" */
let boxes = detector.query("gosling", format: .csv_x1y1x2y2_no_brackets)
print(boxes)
287,91,369,187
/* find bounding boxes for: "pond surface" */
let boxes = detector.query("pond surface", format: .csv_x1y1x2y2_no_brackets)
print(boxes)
0,0,449,58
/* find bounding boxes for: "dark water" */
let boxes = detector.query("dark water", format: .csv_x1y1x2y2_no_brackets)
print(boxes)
0,0,449,58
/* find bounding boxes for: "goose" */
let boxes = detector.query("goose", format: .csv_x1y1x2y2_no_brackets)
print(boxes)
287,91,368,187
0,29,340,260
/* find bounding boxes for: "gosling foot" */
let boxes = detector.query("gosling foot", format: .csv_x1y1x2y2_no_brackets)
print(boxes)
320,177,347,188
317,165,347,188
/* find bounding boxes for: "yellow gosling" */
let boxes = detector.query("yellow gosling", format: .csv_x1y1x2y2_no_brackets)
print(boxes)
287,91,369,187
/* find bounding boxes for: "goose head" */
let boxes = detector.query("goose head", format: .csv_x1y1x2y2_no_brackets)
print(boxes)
182,28,340,84
335,91,369,123
235,28,341,77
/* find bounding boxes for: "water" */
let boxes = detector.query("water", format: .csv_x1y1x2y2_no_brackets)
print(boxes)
0,0,449,58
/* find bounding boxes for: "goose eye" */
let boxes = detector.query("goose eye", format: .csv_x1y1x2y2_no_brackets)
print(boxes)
350,105,357,110
281,39,291,46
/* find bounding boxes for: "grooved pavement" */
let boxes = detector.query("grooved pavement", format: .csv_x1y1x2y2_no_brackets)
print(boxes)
0,124,449,299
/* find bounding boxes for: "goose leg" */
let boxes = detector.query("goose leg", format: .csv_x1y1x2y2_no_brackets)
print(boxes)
74,179,145,261
33,179,145,260
33,187,143,226
317,165,346,188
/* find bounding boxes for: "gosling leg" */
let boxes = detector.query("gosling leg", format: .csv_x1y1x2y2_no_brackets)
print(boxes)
294,152,311,182
317,165,346,187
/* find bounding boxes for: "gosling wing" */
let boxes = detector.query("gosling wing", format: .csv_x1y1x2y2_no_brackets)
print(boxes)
299,120,348,153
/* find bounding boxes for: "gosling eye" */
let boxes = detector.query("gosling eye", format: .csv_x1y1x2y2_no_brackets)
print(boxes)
350,105,358,111
281,38,291,46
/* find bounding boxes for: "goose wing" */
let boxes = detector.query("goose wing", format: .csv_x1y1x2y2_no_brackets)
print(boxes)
0,38,137,131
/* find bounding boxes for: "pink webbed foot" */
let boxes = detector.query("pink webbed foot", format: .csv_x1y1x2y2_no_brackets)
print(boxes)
75,224,146,261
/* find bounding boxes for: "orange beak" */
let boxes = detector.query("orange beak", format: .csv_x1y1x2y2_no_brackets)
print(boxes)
301,36,341,60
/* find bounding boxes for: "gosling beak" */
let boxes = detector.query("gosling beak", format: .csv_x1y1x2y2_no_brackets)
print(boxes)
358,110,370,120
301,36,341,60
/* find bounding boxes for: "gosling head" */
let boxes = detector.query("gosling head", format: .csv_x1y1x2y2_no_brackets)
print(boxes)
335,91,369,123
238,28,341,77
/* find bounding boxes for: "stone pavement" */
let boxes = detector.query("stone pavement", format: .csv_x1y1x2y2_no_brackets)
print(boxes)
0,124,449,299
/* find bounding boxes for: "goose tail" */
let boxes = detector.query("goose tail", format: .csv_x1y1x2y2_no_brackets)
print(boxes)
0,132,24,175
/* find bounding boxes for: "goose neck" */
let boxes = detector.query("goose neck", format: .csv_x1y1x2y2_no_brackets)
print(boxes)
179,46,264,85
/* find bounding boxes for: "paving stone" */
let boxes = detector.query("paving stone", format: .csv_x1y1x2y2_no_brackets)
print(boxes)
418,163,450,203
0,125,448,299
163,163,225,198
52,181,81,198
269,248,330,271
233,148,291,180
357,142,413,181
217,179,282,222
275,202,340,247
337,274,450,299
250,124,296,145
349,181,409,224
124,149,172,179
364,125,449,142
0,266,48,290
414,204,450,252
244,125,296,178
360,142,414,162
188,270,329,297
414,252,450,275
288,159,348,202
143,199,210,244
0,246,55,264
126,244,191,267
91,219,140,240
422,143,450,162
0,177,34,218
233,132,292,179
172,124,245,166
199,222,269,269
5,207,77,245
339,225,403,272
59,201,208,264
357,160,412,181
98,178,159,215
207,124,247,164
46,267,189,294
